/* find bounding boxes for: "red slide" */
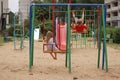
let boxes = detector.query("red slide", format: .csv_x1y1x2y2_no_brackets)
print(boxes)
56,22,66,51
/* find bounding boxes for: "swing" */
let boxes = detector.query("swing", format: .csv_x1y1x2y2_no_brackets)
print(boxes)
43,21,67,53
43,8,67,54
71,8,89,34
43,44,66,53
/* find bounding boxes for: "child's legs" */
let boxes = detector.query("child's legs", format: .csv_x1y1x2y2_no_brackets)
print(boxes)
82,28,88,33
54,53,57,59
50,53,57,60
81,25,88,33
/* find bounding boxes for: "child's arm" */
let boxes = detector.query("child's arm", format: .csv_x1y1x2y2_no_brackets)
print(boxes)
81,8,85,23
72,10,76,18
72,10,78,24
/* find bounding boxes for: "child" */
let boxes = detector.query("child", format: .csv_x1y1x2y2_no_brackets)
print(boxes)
45,31,58,60
71,8,89,34
75,19,89,33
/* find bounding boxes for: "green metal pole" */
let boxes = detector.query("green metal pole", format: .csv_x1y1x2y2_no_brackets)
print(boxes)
76,34,78,48
20,13,23,49
93,8,96,48
84,10,86,48
13,16,16,49
102,5,108,72
66,4,71,73
80,34,82,48
97,7,102,68
29,6,35,70
97,18,101,68
39,25,41,39
84,34,86,48
31,6,35,66
66,6,68,66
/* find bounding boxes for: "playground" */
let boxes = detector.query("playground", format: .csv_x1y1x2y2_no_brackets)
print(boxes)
0,1,120,80
0,40,120,80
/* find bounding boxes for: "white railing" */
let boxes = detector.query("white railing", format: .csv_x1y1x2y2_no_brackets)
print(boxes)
119,5,120,8
105,0,115,3
111,16,120,20
117,17,120,20
106,18,111,21
107,9,111,12
111,7,119,11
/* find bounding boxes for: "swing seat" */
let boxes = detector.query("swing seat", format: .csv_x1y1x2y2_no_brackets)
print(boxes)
43,44,66,53
43,50,65,53
72,30,88,34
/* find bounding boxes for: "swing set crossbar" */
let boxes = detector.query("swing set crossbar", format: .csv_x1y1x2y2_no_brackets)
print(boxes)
31,3,105,7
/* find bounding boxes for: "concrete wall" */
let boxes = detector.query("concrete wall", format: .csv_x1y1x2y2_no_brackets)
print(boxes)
0,0,9,30
19,0,31,20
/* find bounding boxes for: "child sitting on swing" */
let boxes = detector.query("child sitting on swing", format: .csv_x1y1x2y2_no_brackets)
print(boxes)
71,8,89,34
45,31,58,60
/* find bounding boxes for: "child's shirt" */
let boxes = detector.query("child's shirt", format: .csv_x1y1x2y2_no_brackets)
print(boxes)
75,24,88,32
47,38,58,50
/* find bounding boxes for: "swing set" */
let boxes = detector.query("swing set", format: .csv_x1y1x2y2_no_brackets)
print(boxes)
29,3,108,73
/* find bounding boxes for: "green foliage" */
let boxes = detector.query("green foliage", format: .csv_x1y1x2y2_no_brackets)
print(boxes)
0,25,14,37
7,26,14,36
23,19,30,37
0,35,4,46
41,21,52,36
24,18,41,37
44,24,52,32
106,27,116,38
77,0,104,3
5,25,20,36
32,1,50,21
35,6,50,21
9,11,14,25
112,28,120,44
106,27,120,44
24,19,29,29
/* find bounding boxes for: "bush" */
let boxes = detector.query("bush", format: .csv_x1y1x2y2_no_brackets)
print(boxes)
7,26,14,36
106,27,116,38
5,18,30,37
112,28,120,43
106,27,120,44
7,25,21,36
24,19,29,29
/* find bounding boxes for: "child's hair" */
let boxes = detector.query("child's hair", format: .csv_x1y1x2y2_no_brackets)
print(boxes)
77,19,83,24
46,31,53,43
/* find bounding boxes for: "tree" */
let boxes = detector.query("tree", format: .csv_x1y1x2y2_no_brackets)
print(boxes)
9,11,14,25
72,0,104,3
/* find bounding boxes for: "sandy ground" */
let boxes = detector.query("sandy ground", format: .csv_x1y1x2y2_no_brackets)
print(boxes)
0,40,120,80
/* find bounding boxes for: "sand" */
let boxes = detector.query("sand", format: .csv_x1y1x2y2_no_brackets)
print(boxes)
0,40,120,80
